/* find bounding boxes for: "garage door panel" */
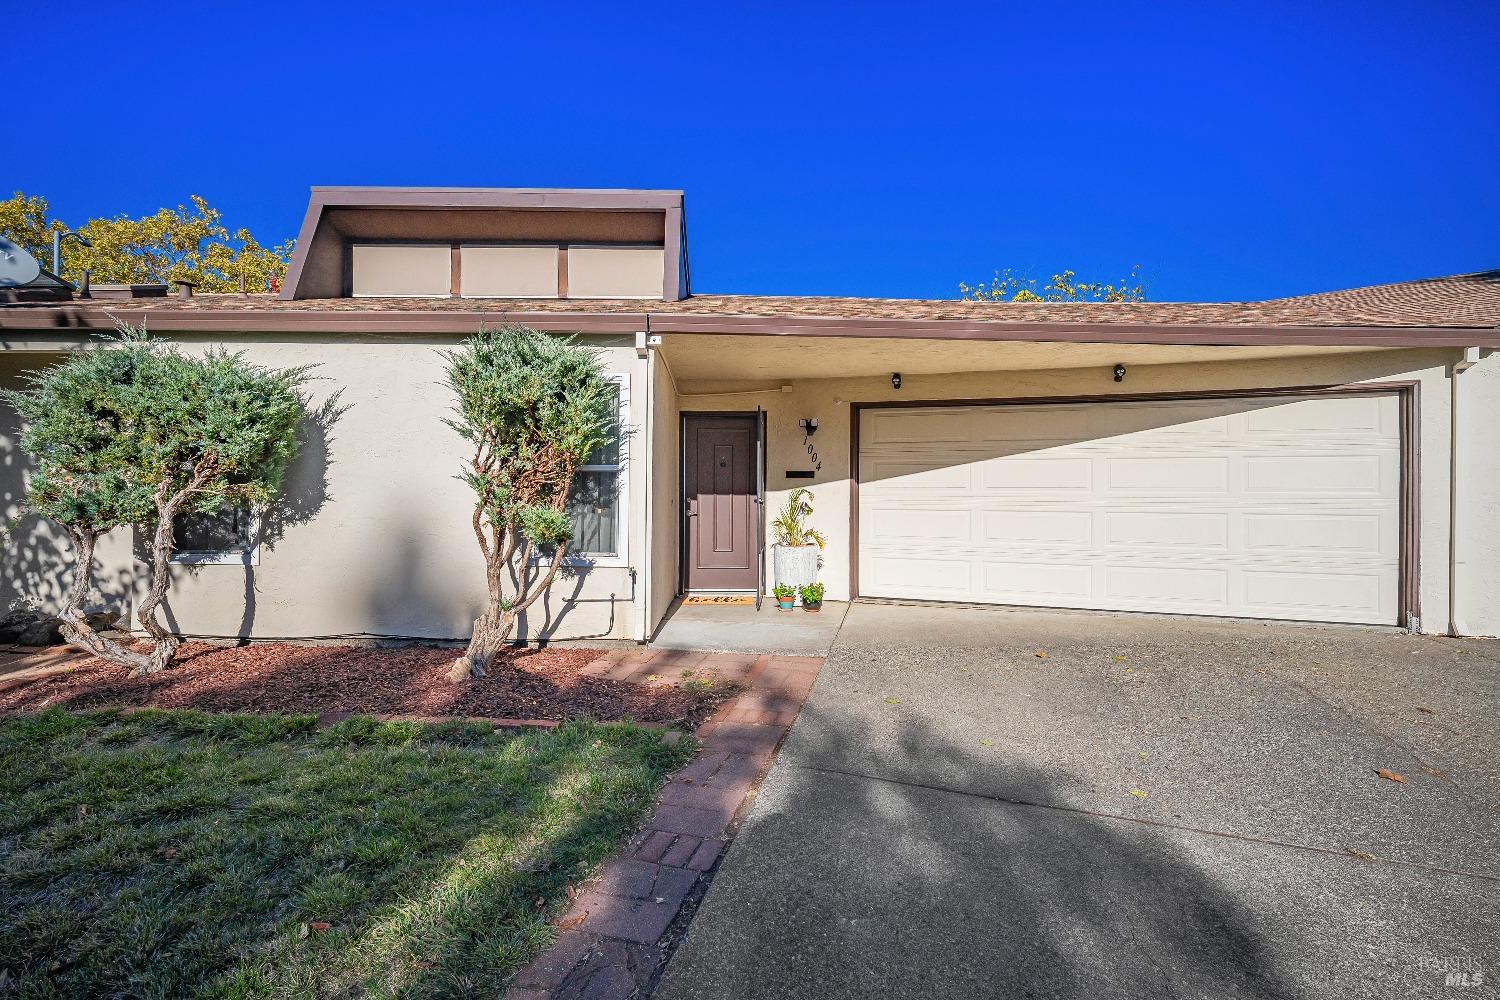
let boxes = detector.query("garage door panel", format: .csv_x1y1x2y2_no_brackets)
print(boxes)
1102,406,1232,440
868,506,971,543
973,407,1094,442
1105,565,1229,605
978,457,1093,491
1242,512,1387,556
1243,454,1389,495
980,561,1094,600
1242,570,1389,617
979,509,1092,545
862,459,972,490
1107,456,1229,492
1105,511,1229,548
863,554,973,595
858,394,1401,625
1243,395,1386,435
864,409,972,445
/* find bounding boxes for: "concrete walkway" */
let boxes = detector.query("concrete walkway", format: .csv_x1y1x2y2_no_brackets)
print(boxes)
656,603,1500,999
650,600,848,656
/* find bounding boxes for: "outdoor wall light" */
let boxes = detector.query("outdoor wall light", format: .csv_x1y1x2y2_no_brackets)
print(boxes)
799,418,819,436
1113,363,1127,383
891,372,902,390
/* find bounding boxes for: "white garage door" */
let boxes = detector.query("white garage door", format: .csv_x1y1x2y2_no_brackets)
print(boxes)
857,394,1401,625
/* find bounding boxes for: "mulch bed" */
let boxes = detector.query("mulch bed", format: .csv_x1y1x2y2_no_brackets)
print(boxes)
0,642,732,728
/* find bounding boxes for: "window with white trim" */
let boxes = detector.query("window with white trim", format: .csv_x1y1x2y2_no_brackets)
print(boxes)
170,506,259,565
565,378,625,560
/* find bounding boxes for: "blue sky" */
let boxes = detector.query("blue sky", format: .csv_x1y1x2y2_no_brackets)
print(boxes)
10,1,1498,301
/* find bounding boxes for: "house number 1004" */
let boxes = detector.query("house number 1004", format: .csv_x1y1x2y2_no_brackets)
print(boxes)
804,432,822,472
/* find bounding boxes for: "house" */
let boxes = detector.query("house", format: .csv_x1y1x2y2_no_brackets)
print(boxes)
2,187,1499,642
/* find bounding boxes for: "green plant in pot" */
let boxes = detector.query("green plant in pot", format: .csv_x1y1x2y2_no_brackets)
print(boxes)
772,487,825,601
798,582,825,612
773,583,797,611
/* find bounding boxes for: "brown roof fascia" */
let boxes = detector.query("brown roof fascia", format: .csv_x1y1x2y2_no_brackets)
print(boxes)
1,305,1496,347
0,308,650,336
644,313,1500,348
309,187,685,210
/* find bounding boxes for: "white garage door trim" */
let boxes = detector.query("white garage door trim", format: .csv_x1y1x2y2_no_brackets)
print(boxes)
852,386,1417,627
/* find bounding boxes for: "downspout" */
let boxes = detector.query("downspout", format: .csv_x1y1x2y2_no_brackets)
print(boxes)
1448,346,1483,637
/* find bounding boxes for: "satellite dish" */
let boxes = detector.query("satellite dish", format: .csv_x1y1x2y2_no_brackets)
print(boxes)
0,235,42,287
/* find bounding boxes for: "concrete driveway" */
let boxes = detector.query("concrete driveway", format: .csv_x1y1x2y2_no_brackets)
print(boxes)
657,603,1500,999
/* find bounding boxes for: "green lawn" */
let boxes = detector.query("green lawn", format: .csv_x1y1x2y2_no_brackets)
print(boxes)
0,709,691,998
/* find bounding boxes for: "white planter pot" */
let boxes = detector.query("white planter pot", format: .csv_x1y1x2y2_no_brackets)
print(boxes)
773,544,819,604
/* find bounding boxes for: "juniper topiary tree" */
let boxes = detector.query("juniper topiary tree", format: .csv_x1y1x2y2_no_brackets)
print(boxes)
445,326,615,682
5,321,310,674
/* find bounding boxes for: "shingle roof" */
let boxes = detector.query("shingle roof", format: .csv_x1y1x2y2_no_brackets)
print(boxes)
2,270,1497,330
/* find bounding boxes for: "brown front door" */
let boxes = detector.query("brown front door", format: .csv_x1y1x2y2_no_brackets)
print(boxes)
684,414,760,591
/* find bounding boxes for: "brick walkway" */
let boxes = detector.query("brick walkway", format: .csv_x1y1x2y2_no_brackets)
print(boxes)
507,651,824,1000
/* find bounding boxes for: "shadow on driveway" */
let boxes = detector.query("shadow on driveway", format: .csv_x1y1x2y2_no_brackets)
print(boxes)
656,604,1499,999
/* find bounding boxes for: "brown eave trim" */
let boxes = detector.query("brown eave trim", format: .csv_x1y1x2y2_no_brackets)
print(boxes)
0,308,649,335
1,306,1494,347
309,187,685,210
646,313,1500,348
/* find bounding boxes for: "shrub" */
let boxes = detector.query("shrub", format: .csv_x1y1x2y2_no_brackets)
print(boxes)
443,326,614,681
5,321,311,673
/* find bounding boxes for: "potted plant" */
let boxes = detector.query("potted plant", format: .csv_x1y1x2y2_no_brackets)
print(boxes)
772,487,826,603
773,583,797,611
799,582,825,612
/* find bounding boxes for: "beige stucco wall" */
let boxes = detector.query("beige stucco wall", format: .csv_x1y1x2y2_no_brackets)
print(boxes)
1453,349,1500,635
0,335,646,643
5,337,1495,641
656,345,1487,635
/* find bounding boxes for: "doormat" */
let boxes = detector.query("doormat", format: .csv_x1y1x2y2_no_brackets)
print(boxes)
683,595,756,605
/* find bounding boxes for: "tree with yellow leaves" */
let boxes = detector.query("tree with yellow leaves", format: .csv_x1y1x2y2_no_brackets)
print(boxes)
959,265,1148,302
0,191,292,292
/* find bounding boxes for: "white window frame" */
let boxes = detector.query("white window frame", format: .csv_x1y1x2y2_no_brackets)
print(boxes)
541,372,629,568
169,510,261,566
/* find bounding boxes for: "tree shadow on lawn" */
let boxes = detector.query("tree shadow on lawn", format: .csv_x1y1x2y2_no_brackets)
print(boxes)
663,703,1300,1000
0,710,689,998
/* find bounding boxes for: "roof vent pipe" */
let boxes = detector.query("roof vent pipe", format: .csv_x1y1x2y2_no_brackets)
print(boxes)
176,280,195,300
78,269,91,299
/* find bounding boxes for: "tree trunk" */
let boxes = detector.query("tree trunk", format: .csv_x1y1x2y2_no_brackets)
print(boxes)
131,497,184,675
447,602,516,682
447,536,568,683
55,527,157,674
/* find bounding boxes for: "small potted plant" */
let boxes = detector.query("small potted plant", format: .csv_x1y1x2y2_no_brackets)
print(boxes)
773,583,797,611
798,582,825,612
